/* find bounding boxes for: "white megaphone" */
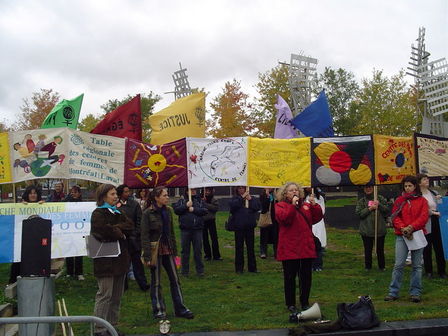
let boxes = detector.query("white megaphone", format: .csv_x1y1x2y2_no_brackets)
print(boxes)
297,303,322,321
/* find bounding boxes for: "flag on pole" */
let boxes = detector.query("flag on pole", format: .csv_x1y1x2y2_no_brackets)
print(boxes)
41,94,84,129
91,94,142,140
290,90,334,137
148,92,206,145
274,94,298,139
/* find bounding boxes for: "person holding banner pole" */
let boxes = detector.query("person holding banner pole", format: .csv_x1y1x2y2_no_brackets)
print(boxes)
417,173,447,279
202,187,223,261
384,175,429,303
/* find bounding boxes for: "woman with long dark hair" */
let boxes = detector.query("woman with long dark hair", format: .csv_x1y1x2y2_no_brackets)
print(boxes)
384,175,429,303
141,187,194,320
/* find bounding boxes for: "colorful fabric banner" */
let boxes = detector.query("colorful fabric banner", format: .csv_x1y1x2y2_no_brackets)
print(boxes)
373,135,415,184
66,129,125,185
274,95,298,139
0,132,12,183
0,202,96,263
124,138,187,188
438,197,448,260
415,133,448,178
10,128,69,182
187,137,248,188
312,135,374,187
148,92,206,145
248,137,311,187
41,94,84,129
91,94,142,141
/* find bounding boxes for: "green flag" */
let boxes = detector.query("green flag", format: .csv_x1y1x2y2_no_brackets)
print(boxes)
41,94,84,129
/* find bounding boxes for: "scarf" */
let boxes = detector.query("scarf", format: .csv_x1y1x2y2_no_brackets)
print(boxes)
98,202,121,214
391,192,420,221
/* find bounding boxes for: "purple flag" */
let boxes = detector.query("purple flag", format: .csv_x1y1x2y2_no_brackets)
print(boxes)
274,95,298,139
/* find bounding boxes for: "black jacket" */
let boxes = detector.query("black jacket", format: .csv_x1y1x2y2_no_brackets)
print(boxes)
174,195,208,230
229,195,261,230
203,196,219,222
117,198,142,251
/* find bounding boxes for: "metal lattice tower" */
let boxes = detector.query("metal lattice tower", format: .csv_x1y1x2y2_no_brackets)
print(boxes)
288,52,318,115
406,27,448,136
172,63,193,99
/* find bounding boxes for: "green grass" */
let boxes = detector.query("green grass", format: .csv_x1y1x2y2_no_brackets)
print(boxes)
1,211,448,335
325,197,357,207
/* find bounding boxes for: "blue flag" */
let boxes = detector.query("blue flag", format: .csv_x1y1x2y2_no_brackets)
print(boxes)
290,90,334,137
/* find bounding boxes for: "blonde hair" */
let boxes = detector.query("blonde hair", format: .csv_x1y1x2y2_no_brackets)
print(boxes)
276,182,304,202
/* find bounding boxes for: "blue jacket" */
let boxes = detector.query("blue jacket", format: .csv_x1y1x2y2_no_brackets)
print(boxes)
174,195,208,230
229,195,261,230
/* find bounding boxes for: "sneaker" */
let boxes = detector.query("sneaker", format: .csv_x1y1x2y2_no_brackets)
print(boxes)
410,295,421,303
77,275,85,281
154,312,167,319
175,309,194,319
384,295,398,301
260,254,267,259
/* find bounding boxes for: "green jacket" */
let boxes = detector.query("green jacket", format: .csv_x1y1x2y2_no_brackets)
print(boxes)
355,194,389,237
141,205,178,263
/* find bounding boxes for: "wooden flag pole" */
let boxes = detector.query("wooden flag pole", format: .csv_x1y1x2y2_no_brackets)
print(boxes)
12,183,16,203
57,300,67,336
62,298,74,336
373,185,378,256
245,186,249,208
188,188,192,203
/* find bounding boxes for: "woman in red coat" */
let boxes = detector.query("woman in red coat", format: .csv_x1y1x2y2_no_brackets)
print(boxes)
275,182,323,318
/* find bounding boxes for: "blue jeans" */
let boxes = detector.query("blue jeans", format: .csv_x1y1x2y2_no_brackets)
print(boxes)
388,236,423,297
180,229,204,275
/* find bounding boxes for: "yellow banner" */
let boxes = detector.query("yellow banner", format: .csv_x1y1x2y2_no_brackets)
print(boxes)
0,132,12,184
373,134,415,184
248,137,311,187
148,92,206,145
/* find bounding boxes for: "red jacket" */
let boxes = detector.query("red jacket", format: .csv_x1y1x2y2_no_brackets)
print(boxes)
275,200,323,260
391,193,428,236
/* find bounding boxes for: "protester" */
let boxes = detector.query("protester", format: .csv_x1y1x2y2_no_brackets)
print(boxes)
46,181,65,202
202,187,222,261
259,188,278,259
141,187,194,319
275,182,323,317
384,175,429,303
355,185,389,271
174,188,207,276
9,184,44,284
417,173,446,279
136,189,148,210
64,185,85,280
116,184,149,291
304,187,327,271
90,183,133,336
229,186,261,273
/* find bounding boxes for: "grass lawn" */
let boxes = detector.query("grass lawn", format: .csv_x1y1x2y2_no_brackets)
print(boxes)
1,211,448,335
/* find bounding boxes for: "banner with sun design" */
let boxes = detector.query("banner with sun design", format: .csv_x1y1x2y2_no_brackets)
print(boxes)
311,135,374,187
415,133,448,178
124,138,187,188
248,137,311,187
374,135,415,184
187,137,248,188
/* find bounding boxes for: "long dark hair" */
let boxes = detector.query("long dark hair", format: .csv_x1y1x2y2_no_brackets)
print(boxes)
401,175,421,196
22,185,42,203
145,186,167,209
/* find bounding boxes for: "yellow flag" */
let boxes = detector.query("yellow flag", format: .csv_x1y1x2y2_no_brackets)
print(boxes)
148,92,206,145
248,137,311,187
0,132,12,183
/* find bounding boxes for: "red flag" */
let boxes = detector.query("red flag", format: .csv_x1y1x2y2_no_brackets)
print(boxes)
91,94,141,140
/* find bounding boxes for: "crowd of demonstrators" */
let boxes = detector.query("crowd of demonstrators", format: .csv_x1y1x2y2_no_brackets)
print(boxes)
116,184,149,291
46,181,65,202
384,175,429,303
275,182,323,319
64,185,85,280
8,184,44,284
304,187,326,271
135,189,149,210
202,187,223,261
141,187,194,320
174,188,208,276
355,185,389,271
418,174,447,279
259,188,278,259
90,184,134,336
229,186,261,274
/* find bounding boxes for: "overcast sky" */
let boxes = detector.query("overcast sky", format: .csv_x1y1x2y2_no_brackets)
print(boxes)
0,0,447,126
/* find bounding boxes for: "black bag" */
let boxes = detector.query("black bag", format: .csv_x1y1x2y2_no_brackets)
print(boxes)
225,214,236,231
337,295,380,330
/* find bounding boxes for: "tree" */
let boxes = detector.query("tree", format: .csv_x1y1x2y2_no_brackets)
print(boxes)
315,67,360,135
15,89,60,130
99,91,161,143
207,79,255,137
352,70,419,136
0,121,9,132
77,113,102,132
252,64,290,137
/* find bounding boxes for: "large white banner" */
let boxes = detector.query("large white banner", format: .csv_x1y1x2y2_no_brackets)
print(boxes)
187,137,248,188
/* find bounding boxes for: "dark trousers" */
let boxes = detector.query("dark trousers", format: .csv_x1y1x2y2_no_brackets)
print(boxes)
423,216,446,276
150,254,188,316
180,229,204,275
282,258,313,309
361,235,386,270
66,256,83,276
312,237,323,270
9,262,20,284
260,225,278,258
129,246,148,290
203,219,221,260
234,228,257,272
